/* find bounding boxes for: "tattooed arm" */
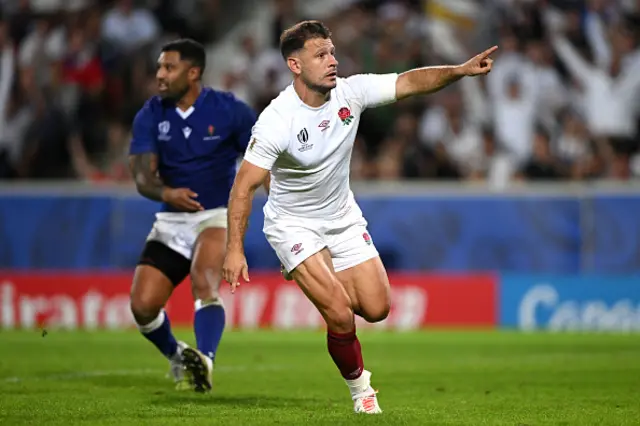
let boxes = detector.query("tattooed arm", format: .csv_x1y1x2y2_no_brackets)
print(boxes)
128,152,166,202
128,153,203,211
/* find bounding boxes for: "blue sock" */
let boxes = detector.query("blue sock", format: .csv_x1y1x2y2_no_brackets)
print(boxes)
194,300,226,361
138,310,178,359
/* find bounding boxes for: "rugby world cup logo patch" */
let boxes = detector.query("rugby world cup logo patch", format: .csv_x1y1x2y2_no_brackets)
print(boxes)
297,128,313,152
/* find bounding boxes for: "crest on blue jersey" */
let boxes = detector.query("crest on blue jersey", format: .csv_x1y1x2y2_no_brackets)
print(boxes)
158,121,170,135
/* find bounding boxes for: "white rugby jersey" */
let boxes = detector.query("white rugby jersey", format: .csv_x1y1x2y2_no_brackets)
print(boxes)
244,73,398,219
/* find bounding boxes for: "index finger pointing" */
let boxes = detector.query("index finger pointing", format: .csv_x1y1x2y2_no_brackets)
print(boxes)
480,45,498,58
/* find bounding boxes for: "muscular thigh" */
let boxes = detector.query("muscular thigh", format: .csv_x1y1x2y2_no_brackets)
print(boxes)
191,227,227,300
335,257,391,324
290,248,355,332
131,241,190,320
325,219,390,321
131,264,175,310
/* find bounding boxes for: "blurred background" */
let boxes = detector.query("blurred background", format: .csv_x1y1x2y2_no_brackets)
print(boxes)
1,0,639,182
0,0,639,332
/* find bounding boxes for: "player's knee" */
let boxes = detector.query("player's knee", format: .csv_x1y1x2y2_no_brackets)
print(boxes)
324,303,355,333
361,300,391,323
130,292,164,324
190,266,221,301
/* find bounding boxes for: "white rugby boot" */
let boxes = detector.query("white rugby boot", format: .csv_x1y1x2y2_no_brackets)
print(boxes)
346,370,383,414
353,389,382,414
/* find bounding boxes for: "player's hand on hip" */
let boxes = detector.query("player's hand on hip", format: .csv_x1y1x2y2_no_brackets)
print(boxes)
460,45,498,76
222,250,250,293
161,187,204,212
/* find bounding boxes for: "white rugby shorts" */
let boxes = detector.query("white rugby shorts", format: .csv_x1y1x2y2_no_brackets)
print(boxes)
264,208,379,274
145,208,227,260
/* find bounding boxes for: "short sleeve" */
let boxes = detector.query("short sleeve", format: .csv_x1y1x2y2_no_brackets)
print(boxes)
242,111,287,171
232,98,258,153
344,73,398,109
129,105,157,155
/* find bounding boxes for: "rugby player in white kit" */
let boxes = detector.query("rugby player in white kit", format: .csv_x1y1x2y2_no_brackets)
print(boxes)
222,20,496,414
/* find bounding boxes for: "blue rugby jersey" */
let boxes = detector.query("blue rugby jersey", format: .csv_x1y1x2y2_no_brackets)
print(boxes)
130,88,256,212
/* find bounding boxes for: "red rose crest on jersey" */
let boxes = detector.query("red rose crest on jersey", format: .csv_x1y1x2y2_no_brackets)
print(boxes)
338,107,354,125
363,232,372,245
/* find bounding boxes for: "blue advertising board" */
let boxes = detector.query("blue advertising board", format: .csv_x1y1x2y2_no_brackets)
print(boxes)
0,187,638,274
499,275,640,331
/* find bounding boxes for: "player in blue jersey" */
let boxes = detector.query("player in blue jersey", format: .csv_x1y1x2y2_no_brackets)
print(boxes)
128,39,258,392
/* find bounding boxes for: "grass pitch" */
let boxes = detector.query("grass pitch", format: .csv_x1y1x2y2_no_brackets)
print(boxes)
0,329,638,425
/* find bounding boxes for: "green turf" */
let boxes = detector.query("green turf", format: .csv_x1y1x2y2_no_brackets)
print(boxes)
0,329,638,425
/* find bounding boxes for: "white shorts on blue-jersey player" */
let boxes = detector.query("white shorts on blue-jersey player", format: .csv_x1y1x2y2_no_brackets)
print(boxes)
145,207,227,259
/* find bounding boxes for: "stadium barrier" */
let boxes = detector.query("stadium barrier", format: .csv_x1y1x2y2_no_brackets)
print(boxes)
1,271,639,331
1,182,640,273
1,182,638,332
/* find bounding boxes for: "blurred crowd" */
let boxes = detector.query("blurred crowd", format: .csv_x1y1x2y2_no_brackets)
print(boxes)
1,0,640,184
0,0,223,181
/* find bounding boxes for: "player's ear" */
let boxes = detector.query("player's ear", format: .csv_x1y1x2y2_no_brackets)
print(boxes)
188,66,200,82
287,56,302,76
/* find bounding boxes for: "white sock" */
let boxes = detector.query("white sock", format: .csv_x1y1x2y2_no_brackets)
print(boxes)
194,297,224,311
136,310,165,333
345,370,370,397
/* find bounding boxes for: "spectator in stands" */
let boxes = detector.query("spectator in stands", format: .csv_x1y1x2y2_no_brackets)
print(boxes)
0,0,638,183
549,10,640,141
487,34,539,165
101,0,159,54
0,16,17,177
517,127,565,180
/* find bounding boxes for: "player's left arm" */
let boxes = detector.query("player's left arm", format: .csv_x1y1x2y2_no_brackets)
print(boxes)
395,46,498,100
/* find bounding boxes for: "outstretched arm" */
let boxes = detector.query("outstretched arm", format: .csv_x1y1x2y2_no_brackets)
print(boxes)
395,46,498,100
551,35,593,88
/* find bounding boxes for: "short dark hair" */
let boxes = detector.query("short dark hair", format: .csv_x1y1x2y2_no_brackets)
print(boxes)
161,38,206,78
279,20,332,59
